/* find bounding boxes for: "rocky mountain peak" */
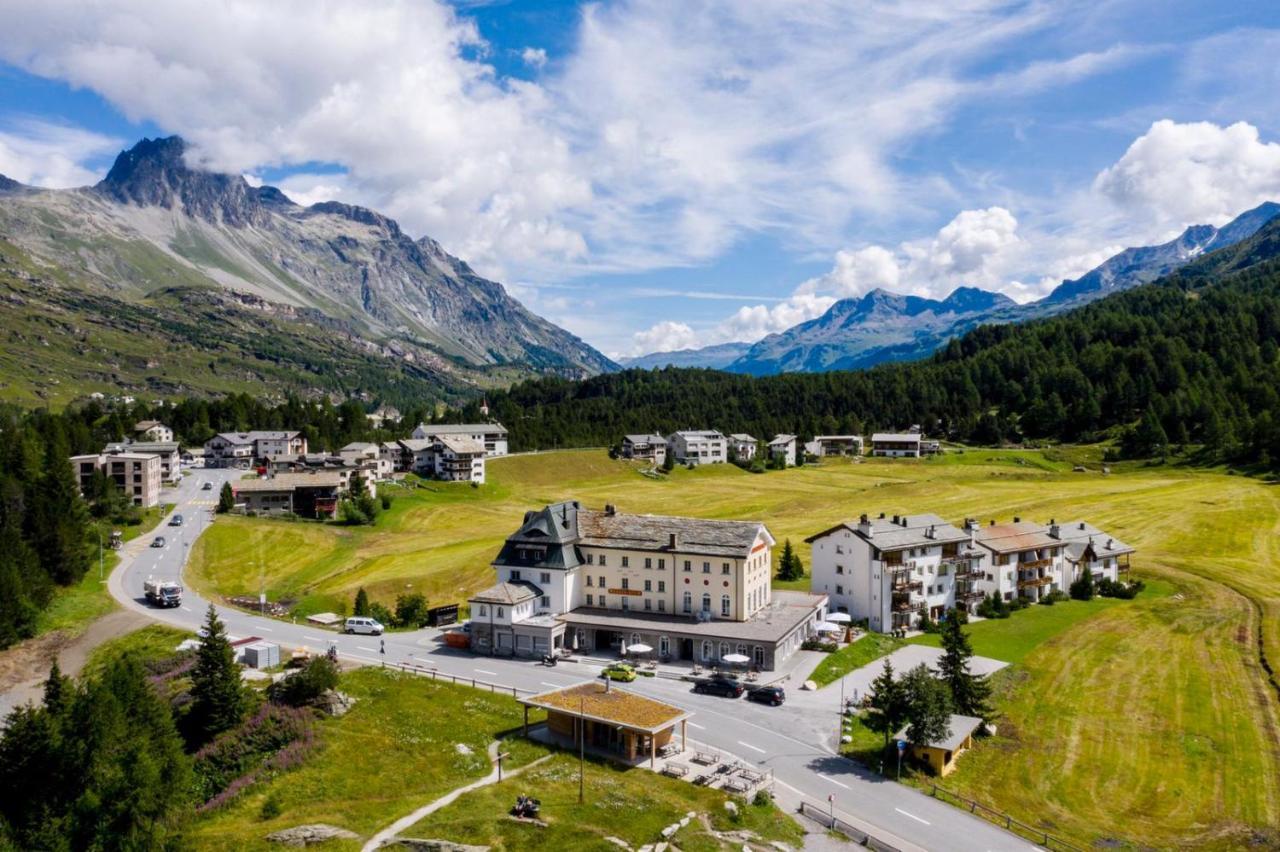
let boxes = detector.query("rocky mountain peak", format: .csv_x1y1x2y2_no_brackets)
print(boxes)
95,135,265,227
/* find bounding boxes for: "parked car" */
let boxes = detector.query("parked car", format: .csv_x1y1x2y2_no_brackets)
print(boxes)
746,685,786,706
693,676,745,698
343,616,384,635
168,514,184,527
601,662,637,682
151,536,166,548
201,481,213,491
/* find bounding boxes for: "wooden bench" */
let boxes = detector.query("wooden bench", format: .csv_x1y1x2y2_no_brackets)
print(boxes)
661,764,689,779
691,752,719,766
723,779,750,794
658,743,682,758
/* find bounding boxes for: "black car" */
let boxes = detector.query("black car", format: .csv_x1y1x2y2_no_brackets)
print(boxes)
693,677,744,698
201,482,213,491
746,685,786,706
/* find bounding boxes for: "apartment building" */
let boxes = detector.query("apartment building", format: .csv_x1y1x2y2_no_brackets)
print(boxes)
204,431,307,468
411,422,508,457
728,434,758,462
132,420,173,443
808,511,1133,632
233,471,352,518
469,501,826,669
807,513,983,632
104,441,181,483
768,434,798,466
426,434,486,483
621,434,667,464
666,430,727,465
70,452,162,508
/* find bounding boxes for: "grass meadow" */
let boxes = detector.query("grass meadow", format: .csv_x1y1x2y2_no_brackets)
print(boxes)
186,448,1280,847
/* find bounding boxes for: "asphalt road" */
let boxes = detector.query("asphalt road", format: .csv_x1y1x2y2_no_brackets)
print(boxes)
113,470,1037,852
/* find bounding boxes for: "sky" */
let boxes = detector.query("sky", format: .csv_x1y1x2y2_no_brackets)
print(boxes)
2,1,1280,359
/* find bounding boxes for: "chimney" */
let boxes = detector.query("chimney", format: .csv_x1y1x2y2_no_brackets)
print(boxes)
927,525,935,539
1106,538,1114,549
878,512,886,519
669,532,679,549
858,515,873,537
1013,516,1021,523
989,519,995,526
1049,524,1060,540
1079,522,1086,530
892,514,900,525
605,503,616,516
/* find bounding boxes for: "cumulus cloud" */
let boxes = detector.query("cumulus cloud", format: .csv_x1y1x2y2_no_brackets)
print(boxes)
0,119,120,187
521,47,547,69
1094,119,1280,232
629,321,700,356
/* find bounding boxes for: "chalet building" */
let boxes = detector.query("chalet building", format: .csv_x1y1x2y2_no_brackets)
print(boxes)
338,442,395,479
621,434,667,464
132,420,173,443
768,434,798,466
381,437,486,483
870,432,922,457
666,430,727,465
469,501,827,669
806,435,864,457
104,440,181,483
808,512,1134,631
411,422,508,457
70,452,162,508
204,431,307,468
232,470,359,518
972,519,1068,603
728,434,758,462
1056,521,1133,583
807,513,984,632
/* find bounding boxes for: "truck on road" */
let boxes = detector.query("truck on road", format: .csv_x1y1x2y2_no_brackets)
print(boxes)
144,577,183,608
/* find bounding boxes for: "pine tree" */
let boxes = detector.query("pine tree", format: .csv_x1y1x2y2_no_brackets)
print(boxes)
936,616,993,721
353,587,370,617
29,436,90,586
776,539,801,581
217,481,236,513
188,605,247,745
866,659,908,750
901,664,952,748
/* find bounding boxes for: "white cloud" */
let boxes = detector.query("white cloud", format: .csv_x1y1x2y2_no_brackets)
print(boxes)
714,293,836,343
0,0,1135,286
274,173,349,208
521,47,547,69
1094,119,1280,231
0,119,120,187
629,321,699,356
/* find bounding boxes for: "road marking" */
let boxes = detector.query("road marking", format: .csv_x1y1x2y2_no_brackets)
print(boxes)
686,721,706,730
817,773,850,790
893,807,929,825
180,606,192,612
257,626,274,632
736,740,766,754
474,668,498,676
540,681,561,688
358,645,377,653
303,635,326,643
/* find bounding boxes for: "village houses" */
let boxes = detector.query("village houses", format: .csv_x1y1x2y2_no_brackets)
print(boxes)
204,431,307,468
666,430,728,465
70,451,162,508
728,433,758,462
411,422,508,457
132,420,173,443
621,434,667,464
768,434,798,466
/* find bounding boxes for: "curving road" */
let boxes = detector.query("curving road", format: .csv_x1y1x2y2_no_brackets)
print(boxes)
112,470,1037,852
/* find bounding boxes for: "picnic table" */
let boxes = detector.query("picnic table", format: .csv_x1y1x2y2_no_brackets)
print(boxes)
723,778,750,794
658,743,682,758
661,764,689,779
739,768,764,783
692,773,713,786
691,751,719,766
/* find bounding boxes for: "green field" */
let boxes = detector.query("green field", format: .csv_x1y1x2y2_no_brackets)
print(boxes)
187,448,1280,847
810,633,905,687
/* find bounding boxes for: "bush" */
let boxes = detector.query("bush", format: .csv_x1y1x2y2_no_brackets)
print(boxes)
368,602,394,626
260,792,283,821
1069,571,1095,601
916,611,939,633
752,790,773,807
1039,589,1069,606
801,639,838,653
267,657,339,708
1097,578,1144,599
394,592,430,628
380,493,393,510
976,593,1011,619
194,704,315,806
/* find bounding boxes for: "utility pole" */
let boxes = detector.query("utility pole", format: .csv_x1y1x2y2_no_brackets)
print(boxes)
97,527,104,581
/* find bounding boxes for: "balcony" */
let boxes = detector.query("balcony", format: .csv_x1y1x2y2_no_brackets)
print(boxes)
891,576,923,592
1019,557,1053,570
1017,574,1053,589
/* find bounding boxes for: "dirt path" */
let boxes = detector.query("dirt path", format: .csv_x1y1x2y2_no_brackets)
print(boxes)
360,741,553,851
0,609,152,720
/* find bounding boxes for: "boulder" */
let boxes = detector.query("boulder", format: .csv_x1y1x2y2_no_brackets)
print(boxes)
265,824,359,846
389,840,489,852
723,801,738,818
315,689,356,717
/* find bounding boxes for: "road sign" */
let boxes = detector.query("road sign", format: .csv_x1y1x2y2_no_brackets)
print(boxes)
897,739,906,751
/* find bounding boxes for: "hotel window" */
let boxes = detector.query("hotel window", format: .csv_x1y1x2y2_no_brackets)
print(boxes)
683,592,692,613
600,595,607,607
684,560,691,571
598,575,605,587
658,600,666,612
586,553,594,564
586,594,593,606
496,607,504,618
702,561,710,573
722,563,730,574
658,558,665,570
836,544,844,554
478,605,487,616
657,580,665,592
836,584,843,595
621,578,629,590
659,636,670,656
600,555,608,566
644,599,652,611
836,565,844,574
701,593,711,612
622,556,629,567
541,596,550,608
586,575,593,587
509,570,521,580
644,579,652,591
540,572,551,583
645,557,652,569
721,595,730,617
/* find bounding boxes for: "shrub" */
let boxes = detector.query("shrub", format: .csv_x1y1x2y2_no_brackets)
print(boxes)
380,493,393,510
801,639,838,653
260,792,283,821
1069,570,1095,601
916,611,939,633
368,602,394,627
1097,578,1144,599
194,704,315,807
268,656,339,708
1041,589,1069,605
394,592,430,628
752,790,772,807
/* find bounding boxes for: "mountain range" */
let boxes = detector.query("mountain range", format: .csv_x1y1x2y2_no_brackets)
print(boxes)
0,136,614,404
629,201,1280,374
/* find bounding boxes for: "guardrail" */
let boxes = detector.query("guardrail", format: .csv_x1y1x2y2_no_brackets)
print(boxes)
389,660,533,697
928,784,1081,851
798,801,900,851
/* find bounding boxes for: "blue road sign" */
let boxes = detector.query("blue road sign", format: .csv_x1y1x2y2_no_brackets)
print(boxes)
896,739,906,751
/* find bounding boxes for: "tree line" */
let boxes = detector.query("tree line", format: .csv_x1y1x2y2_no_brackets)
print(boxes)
463,246,1280,468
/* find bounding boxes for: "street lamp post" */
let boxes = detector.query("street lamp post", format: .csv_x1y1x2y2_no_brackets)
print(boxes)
97,527,104,581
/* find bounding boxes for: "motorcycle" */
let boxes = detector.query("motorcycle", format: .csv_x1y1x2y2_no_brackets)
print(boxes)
541,653,557,667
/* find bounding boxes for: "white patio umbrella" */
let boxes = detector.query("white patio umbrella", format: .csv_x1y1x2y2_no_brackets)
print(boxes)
627,643,653,654
815,622,843,633
826,612,852,623
722,653,750,664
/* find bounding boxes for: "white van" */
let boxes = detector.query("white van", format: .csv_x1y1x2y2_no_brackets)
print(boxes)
343,616,384,636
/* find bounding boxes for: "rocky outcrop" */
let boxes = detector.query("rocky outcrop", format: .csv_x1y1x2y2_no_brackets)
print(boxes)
385,839,489,852
266,824,360,846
